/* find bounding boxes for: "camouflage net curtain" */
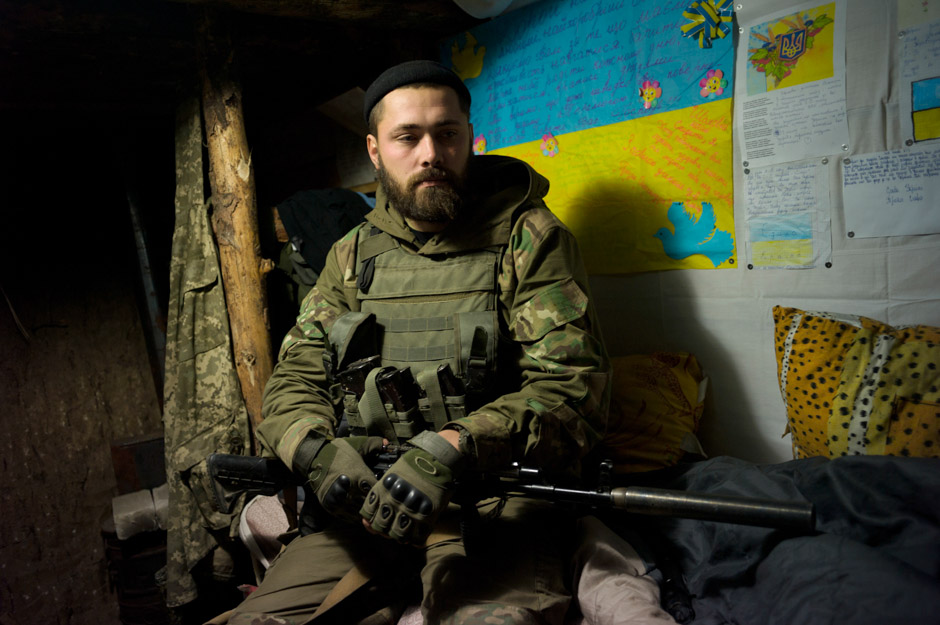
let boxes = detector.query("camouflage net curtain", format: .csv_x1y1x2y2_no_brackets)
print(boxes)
163,92,251,608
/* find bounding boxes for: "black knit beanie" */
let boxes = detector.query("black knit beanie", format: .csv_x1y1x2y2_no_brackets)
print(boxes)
363,60,471,125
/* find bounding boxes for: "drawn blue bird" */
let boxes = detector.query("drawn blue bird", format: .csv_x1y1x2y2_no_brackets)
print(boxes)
653,201,734,267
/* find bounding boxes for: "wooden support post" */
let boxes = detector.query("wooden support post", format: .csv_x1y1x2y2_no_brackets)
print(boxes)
198,9,273,430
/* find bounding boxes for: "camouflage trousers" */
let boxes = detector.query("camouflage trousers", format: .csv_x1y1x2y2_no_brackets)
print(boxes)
213,498,573,625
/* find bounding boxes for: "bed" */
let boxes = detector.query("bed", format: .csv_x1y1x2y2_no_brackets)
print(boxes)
584,306,940,624
600,454,940,624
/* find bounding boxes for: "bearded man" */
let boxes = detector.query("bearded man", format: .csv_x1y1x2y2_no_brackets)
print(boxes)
216,60,634,625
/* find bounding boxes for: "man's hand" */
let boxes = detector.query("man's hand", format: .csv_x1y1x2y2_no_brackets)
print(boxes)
307,436,385,523
359,430,463,544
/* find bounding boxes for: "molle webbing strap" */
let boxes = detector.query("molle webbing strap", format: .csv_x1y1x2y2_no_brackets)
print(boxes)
343,394,366,434
383,343,456,363
377,315,457,363
359,367,397,443
456,311,497,391
376,316,454,333
416,368,449,432
391,411,423,440
444,395,467,421
377,310,496,369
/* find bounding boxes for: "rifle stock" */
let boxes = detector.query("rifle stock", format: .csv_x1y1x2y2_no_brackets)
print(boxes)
208,453,300,515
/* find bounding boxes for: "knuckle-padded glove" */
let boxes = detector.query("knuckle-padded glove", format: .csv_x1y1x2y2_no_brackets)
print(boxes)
305,436,384,523
359,431,463,544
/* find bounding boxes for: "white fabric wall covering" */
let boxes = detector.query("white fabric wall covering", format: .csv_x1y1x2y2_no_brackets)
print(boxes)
591,0,940,463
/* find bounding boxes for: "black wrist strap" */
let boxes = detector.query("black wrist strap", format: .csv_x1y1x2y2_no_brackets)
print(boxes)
292,434,327,474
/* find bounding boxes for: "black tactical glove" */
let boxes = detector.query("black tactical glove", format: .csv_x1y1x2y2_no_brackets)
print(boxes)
359,431,463,544
302,436,385,523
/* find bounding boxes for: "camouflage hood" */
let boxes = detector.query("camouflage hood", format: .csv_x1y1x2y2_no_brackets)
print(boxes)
364,155,550,254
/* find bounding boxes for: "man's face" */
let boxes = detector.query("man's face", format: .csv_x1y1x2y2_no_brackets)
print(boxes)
367,86,473,227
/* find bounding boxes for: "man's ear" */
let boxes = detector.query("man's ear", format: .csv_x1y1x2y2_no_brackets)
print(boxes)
367,134,380,169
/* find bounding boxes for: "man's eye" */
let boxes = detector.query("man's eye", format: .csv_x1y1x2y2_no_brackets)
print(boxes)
397,135,416,143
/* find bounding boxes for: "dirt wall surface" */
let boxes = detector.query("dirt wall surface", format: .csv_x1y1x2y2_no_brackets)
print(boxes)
0,122,167,625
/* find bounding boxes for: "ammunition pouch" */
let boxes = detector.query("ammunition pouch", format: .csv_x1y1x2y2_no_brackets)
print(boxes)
358,366,408,441
340,363,469,444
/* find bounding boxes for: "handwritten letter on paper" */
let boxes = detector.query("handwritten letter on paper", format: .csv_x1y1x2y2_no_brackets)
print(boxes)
744,161,830,268
843,145,940,238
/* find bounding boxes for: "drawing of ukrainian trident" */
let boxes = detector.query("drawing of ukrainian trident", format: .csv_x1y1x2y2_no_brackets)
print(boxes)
777,27,807,62
748,11,834,89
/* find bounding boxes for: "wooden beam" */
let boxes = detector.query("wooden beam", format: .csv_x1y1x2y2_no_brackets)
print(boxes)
167,0,478,28
198,9,273,428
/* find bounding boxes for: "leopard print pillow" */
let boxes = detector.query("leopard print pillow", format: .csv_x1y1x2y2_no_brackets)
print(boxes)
773,306,940,459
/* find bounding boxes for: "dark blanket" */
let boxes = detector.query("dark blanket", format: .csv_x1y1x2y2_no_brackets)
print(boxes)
609,455,940,625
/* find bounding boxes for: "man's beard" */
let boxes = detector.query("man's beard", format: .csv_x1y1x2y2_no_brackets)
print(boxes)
377,159,468,223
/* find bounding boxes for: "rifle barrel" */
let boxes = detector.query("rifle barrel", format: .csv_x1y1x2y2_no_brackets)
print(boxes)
610,486,815,531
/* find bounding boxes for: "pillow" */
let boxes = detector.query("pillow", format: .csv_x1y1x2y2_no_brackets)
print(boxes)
773,306,940,459
599,352,707,473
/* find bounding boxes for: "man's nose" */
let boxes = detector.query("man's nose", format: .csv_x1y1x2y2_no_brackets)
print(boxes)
420,135,443,167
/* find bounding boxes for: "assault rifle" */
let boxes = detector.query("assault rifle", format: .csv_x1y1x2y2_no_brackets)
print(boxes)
207,447,816,532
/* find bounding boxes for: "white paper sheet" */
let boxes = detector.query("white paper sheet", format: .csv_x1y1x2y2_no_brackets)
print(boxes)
734,0,850,166
744,159,832,268
899,18,940,143
897,0,940,31
842,143,940,237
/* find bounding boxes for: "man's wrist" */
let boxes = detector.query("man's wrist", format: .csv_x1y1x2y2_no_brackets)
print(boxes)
409,430,464,471
437,429,460,450
440,425,480,470
444,416,511,471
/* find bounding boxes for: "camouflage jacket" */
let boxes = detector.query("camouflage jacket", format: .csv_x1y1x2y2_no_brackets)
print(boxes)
163,94,250,607
258,155,610,477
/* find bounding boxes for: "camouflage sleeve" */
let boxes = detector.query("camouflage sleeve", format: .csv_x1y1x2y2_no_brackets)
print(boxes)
257,226,362,468
445,207,611,477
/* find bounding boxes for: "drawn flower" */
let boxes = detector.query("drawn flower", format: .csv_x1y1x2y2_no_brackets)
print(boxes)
473,134,487,155
540,133,559,157
699,69,728,98
639,80,662,109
